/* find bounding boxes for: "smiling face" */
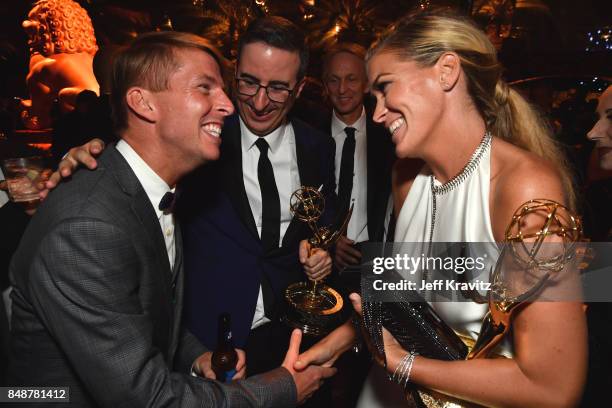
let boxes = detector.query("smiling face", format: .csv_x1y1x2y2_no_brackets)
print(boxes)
367,52,444,158
587,86,612,170
324,51,368,124
153,48,234,166
235,41,303,136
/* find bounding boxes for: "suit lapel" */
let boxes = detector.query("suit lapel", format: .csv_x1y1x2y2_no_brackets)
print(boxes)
222,114,259,241
171,220,182,283
107,146,175,362
280,120,315,250
169,220,183,357
106,147,174,281
129,187,174,283
366,118,378,239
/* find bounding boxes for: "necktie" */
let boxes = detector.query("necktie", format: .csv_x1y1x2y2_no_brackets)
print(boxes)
338,127,356,213
158,191,176,214
255,138,280,252
255,138,279,319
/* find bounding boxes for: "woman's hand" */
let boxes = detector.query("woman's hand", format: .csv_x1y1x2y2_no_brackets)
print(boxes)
348,293,408,374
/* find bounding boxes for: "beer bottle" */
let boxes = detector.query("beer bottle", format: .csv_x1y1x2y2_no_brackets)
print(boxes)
211,313,238,382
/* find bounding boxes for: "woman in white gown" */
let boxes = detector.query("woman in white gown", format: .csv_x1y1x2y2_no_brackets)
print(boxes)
296,9,587,407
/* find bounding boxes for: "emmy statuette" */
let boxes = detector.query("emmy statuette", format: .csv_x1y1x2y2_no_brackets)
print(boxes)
468,199,582,359
284,186,352,336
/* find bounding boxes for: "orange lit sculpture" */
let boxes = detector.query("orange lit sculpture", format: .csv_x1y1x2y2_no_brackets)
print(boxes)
21,0,99,129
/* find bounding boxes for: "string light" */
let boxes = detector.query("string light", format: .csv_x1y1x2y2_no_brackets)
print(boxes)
585,26,611,52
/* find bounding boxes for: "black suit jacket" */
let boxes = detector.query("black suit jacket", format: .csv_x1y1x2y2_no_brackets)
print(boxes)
8,145,296,407
324,107,395,242
179,113,337,349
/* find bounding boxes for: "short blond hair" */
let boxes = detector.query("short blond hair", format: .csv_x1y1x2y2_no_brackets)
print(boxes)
110,31,226,132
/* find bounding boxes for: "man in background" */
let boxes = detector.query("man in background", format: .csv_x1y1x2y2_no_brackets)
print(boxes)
321,43,395,271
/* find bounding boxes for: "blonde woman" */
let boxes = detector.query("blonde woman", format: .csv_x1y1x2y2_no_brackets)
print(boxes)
296,9,586,407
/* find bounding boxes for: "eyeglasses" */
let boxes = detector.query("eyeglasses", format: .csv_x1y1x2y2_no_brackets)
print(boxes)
235,77,296,103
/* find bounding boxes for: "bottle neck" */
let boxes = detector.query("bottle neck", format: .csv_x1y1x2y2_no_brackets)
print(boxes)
217,315,233,350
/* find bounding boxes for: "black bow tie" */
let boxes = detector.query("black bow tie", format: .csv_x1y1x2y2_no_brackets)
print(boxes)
158,191,176,214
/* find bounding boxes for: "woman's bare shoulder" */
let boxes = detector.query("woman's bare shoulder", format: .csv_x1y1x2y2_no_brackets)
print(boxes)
490,138,566,238
494,139,564,201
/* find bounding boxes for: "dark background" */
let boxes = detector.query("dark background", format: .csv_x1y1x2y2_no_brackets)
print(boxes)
1,0,610,100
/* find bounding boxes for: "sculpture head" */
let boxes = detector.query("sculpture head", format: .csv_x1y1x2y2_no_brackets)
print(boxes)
22,0,98,57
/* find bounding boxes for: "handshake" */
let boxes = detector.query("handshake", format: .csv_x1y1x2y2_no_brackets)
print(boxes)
192,329,339,405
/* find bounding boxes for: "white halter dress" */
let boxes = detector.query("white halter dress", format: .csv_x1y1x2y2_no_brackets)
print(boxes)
357,134,506,408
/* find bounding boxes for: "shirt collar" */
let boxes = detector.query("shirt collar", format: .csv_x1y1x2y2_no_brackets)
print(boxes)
331,106,366,139
239,116,286,154
115,139,173,219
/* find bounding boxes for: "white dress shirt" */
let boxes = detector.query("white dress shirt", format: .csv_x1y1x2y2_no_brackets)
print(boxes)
240,118,301,329
116,140,176,268
332,107,369,242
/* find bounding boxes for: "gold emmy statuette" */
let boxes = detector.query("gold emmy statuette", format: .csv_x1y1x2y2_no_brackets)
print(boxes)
284,186,352,336
468,199,582,359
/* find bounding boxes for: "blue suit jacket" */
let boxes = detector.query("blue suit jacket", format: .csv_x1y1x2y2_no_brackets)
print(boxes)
178,113,337,349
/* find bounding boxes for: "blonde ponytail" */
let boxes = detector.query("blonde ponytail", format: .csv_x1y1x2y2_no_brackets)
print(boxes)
492,84,576,209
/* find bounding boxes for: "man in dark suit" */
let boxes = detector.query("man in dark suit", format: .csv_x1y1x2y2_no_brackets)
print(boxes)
8,31,334,407
178,16,336,377
321,43,395,270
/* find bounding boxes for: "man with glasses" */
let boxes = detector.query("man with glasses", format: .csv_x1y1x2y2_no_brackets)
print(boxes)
178,17,337,379
235,78,295,106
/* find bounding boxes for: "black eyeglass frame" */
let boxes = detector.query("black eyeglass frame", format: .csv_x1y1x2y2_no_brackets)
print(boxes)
234,77,301,103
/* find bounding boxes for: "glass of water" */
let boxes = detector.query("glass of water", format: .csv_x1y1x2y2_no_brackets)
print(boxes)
1,157,51,205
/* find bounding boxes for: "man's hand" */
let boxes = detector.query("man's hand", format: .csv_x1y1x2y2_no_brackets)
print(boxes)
41,138,106,199
334,236,362,270
294,320,356,371
282,329,337,405
192,349,247,381
299,240,332,281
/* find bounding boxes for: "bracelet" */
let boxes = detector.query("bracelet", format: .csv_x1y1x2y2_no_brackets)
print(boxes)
390,351,418,388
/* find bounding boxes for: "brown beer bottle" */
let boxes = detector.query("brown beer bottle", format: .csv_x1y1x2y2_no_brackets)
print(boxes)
211,313,238,382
